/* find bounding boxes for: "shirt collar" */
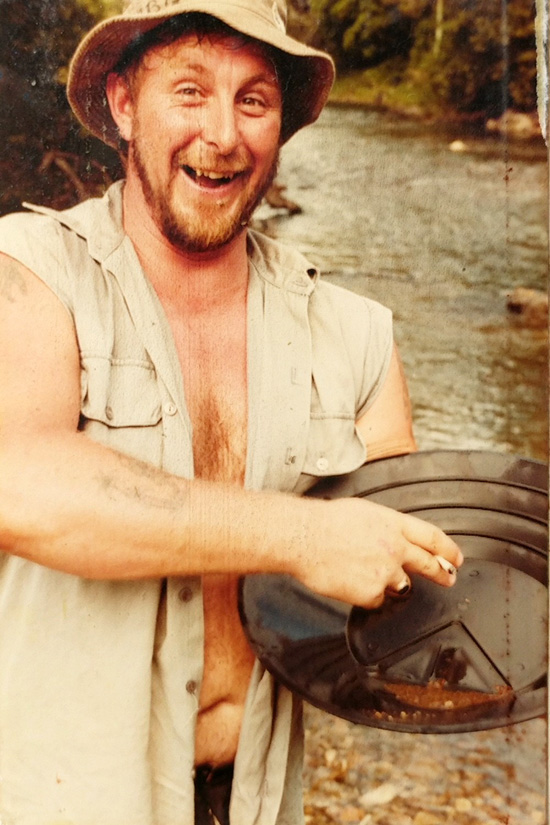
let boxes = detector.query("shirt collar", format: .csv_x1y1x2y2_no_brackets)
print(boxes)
23,180,321,294
23,181,127,264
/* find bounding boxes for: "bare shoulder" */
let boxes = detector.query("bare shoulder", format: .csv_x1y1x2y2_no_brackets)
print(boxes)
0,252,80,433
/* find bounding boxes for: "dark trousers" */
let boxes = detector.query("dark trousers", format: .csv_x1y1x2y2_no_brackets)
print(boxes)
194,763,234,825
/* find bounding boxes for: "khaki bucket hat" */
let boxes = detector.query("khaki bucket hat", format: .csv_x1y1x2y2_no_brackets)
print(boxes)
67,0,335,148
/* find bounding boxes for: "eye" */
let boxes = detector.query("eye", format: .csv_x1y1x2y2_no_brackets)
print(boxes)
239,94,271,116
176,85,202,101
239,81,282,115
242,96,265,107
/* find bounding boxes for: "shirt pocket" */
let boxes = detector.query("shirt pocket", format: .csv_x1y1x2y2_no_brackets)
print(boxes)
79,356,163,464
295,415,366,495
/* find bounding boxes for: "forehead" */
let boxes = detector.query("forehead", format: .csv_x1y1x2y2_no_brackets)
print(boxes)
135,33,281,87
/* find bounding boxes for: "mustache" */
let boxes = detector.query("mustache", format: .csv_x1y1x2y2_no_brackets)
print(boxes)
173,149,251,174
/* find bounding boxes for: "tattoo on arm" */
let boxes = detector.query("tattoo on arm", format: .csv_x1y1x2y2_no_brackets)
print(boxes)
0,262,29,303
95,453,187,511
0,262,28,302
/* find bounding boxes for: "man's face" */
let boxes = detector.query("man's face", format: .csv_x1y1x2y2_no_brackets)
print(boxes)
117,33,282,253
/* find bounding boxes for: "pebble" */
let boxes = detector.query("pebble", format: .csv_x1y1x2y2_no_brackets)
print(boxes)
324,748,337,766
303,704,545,825
455,797,473,812
449,140,467,152
413,814,440,825
359,783,399,808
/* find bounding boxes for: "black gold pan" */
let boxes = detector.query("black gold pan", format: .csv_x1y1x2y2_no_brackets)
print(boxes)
238,451,548,733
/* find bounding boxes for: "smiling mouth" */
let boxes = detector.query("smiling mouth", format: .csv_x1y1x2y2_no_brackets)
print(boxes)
182,165,245,189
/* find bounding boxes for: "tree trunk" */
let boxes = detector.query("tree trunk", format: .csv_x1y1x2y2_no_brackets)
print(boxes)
433,0,444,56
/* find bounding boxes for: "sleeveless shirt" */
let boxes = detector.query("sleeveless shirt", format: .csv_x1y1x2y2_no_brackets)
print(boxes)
0,182,392,825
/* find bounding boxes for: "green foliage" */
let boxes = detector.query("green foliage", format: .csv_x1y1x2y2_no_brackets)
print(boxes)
312,0,425,69
0,0,122,215
312,0,539,117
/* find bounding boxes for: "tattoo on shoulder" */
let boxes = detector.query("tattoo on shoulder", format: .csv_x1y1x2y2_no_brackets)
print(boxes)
96,453,185,511
0,262,28,303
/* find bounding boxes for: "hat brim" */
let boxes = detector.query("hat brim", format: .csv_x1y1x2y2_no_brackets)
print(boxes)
67,2,334,148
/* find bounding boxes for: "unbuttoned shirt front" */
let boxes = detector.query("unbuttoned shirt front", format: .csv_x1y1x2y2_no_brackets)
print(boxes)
0,182,393,825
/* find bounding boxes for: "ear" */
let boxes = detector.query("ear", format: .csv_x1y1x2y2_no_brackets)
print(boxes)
106,73,135,142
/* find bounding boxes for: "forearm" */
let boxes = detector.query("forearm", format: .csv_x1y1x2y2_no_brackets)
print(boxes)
0,258,462,601
0,431,309,581
0,431,464,605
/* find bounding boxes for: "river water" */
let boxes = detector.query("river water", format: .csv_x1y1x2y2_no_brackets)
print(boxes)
256,105,548,462
254,107,548,823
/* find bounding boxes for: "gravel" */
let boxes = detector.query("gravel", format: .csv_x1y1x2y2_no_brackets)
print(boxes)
303,704,546,825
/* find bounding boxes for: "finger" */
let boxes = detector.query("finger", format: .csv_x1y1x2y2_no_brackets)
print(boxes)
386,573,411,598
357,587,387,610
402,542,459,587
401,513,464,567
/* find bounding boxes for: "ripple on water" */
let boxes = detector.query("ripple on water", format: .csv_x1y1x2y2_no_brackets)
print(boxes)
267,106,548,461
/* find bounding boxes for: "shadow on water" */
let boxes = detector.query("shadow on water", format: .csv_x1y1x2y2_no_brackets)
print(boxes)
255,105,548,462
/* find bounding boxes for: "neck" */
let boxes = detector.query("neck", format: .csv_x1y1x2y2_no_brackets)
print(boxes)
122,176,250,315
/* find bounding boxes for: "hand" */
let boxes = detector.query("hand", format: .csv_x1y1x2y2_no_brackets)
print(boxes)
295,497,464,609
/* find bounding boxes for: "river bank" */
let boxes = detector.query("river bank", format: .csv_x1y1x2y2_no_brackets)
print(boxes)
327,72,544,142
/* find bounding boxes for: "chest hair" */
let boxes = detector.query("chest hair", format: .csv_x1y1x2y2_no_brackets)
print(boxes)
192,389,247,485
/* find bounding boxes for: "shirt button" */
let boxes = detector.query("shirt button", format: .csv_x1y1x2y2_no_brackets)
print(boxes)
105,406,114,421
316,457,329,472
178,586,193,603
164,402,177,416
186,680,198,695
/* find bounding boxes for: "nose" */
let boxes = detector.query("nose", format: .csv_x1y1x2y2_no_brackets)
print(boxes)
201,96,239,155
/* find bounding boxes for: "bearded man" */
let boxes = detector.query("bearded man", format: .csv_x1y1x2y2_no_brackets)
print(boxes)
0,2,462,824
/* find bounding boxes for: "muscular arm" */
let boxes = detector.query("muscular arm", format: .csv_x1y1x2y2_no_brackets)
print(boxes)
0,254,300,580
0,256,461,605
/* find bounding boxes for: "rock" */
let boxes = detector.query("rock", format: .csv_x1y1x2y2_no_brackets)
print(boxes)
413,813,440,825
486,110,541,139
449,140,467,152
359,782,399,808
339,805,366,821
506,287,548,328
455,796,473,812
324,748,337,766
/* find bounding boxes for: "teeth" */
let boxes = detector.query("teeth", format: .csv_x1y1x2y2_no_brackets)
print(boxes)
186,166,236,181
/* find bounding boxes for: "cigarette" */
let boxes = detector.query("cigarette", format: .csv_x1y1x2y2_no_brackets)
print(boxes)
435,555,457,576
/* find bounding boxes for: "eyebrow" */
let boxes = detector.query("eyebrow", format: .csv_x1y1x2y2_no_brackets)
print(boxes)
175,61,209,75
176,64,278,84
242,72,281,90
171,63,281,95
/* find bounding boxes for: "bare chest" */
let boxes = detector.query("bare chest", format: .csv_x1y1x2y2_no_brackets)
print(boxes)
170,307,248,484
166,305,255,763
